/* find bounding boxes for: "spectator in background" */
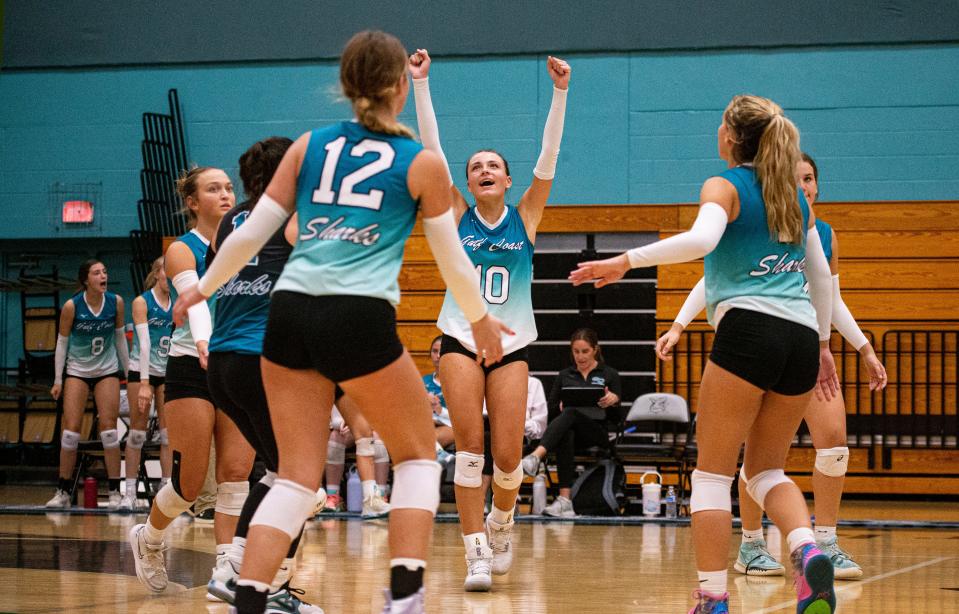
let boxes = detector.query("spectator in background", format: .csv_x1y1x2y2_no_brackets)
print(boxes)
422,335,454,460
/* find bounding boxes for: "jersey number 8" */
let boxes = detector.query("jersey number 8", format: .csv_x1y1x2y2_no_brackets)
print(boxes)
476,265,510,305
312,137,395,211
91,337,105,356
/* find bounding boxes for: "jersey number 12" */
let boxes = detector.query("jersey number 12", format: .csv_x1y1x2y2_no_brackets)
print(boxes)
312,137,395,211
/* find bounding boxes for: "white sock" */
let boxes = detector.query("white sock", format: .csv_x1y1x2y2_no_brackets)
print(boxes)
271,557,295,592
787,527,816,554
697,569,727,595
814,525,837,541
742,528,764,543
216,543,230,559
463,532,490,557
391,557,426,571
229,536,246,568
489,503,514,525
125,478,137,496
237,578,271,593
362,480,377,500
159,477,170,489
143,519,165,545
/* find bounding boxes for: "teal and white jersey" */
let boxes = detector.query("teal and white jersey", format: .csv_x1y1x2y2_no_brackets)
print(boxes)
437,205,536,354
66,291,119,378
705,166,818,333
274,121,424,305
169,229,213,358
815,218,833,263
129,288,173,376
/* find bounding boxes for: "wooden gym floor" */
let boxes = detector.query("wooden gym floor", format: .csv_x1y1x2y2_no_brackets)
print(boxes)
0,497,958,613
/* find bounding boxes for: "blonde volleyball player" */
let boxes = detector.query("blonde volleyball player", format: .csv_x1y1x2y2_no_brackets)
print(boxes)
572,95,840,614
122,257,174,510
48,259,129,509
409,48,569,591
658,153,887,581
172,31,509,614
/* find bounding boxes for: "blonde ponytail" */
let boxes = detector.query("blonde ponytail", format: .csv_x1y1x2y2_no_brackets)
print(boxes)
755,114,803,244
353,95,415,139
340,31,416,140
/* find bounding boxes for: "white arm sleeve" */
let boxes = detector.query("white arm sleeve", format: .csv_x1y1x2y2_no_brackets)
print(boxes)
831,275,869,350
114,328,129,375
627,203,728,269
54,334,68,385
422,209,488,323
533,87,568,181
674,277,706,328
135,323,151,381
197,194,289,297
526,377,548,439
173,270,213,345
412,78,453,186
804,225,833,342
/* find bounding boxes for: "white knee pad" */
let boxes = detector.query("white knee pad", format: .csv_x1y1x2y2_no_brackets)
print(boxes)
493,463,524,490
744,468,792,511
355,436,375,457
374,439,390,464
815,447,849,478
159,428,169,446
738,465,748,486
250,478,316,540
100,429,120,449
327,440,345,465
215,480,250,516
259,470,277,488
689,470,735,514
126,429,147,450
61,430,81,451
454,452,484,488
155,481,194,518
390,459,441,515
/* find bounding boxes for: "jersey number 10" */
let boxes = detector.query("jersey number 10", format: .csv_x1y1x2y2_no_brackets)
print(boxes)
476,265,510,305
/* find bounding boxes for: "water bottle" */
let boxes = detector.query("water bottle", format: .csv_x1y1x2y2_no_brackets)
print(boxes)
640,471,662,517
532,474,547,515
346,466,362,513
83,477,98,508
665,485,677,519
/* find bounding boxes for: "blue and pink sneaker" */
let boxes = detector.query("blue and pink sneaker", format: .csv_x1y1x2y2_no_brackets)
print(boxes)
791,543,836,613
687,590,729,614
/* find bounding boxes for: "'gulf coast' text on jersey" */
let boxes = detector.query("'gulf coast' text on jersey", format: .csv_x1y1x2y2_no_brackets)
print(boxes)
209,201,292,354
274,121,424,305
67,291,119,378
169,229,214,358
437,205,536,354
704,165,817,333
130,288,173,377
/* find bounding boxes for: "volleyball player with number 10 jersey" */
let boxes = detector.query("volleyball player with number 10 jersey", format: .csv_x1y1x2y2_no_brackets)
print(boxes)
173,30,509,614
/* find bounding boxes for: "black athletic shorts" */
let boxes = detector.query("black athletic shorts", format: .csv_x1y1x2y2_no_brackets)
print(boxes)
440,334,529,376
65,372,122,389
207,352,279,471
164,355,214,404
262,292,404,383
709,308,819,396
128,370,165,388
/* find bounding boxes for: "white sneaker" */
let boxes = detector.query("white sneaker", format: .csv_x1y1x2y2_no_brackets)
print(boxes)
119,493,136,511
381,587,423,614
463,547,493,592
45,489,71,508
108,491,123,510
521,454,540,477
129,523,168,592
207,552,239,602
485,514,514,575
543,495,576,518
362,491,391,519
312,488,327,516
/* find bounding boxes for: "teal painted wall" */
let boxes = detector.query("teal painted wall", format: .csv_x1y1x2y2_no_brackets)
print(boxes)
1,44,958,362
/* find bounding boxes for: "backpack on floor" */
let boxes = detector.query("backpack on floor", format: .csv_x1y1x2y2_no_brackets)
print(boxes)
570,458,625,516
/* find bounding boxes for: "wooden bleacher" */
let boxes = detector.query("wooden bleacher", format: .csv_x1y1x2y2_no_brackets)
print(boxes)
396,201,959,497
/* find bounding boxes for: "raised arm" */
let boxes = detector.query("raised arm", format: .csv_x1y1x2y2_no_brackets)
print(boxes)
518,56,570,242
408,49,469,220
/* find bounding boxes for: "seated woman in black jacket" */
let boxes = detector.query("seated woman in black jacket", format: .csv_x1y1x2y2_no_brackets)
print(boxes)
521,328,621,516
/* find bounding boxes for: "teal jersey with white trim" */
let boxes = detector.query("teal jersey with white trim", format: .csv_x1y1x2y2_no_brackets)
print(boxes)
704,166,818,332
66,291,119,377
437,205,536,354
274,121,423,305
130,288,173,376
815,219,833,263
169,229,214,357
